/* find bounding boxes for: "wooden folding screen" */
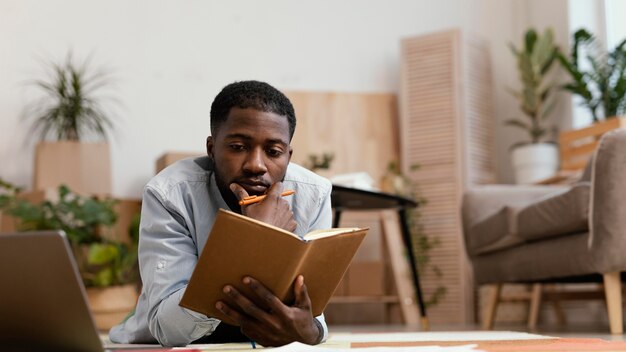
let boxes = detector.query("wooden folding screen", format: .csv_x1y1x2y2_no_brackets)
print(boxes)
400,29,496,324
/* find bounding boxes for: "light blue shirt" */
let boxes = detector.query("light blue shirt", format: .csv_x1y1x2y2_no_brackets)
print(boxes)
109,157,332,346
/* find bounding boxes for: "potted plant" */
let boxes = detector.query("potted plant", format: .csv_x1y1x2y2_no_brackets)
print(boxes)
558,28,626,123
0,180,139,330
506,28,560,184
25,53,117,195
305,152,335,178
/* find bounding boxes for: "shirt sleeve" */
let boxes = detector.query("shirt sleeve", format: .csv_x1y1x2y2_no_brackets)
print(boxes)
307,181,332,342
139,185,219,346
307,180,333,232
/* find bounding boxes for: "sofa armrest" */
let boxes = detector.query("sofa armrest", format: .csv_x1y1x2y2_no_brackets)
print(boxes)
461,184,569,256
462,185,570,229
589,129,626,261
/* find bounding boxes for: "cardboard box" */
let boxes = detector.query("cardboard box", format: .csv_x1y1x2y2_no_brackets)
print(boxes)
34,142,112,196
155,152,204,174
100,198,142,245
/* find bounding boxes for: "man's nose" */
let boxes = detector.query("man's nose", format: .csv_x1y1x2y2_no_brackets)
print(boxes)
243,148,268,174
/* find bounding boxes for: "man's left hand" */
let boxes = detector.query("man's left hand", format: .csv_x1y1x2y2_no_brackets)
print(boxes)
215,275,322,347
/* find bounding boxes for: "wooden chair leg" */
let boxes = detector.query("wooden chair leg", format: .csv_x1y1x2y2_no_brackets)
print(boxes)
527,283,542,330
482,284,501,330
603,271,623,334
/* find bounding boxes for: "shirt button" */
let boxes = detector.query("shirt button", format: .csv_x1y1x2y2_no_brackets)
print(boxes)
157,262,165,269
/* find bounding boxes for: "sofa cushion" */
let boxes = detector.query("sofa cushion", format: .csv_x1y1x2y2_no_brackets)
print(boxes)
517,182,590,241
468,182,590,255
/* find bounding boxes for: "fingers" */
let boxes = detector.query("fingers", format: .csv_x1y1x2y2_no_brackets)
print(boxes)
229,183,250,202
263,182,284,202
294,275,312,310
222,285,274,323
243,277,290,321
215,300,245,325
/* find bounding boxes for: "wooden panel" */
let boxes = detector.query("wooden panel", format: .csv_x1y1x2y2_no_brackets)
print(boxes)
285,91,399,187
400,29,495,324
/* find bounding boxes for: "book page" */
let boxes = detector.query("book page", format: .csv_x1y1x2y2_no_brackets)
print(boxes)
303,228,362,241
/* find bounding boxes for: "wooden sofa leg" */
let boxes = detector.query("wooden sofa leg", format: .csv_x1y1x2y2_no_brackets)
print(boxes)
482,284,501,330
603,272,623,334
547,284,567,326
527,283,542,330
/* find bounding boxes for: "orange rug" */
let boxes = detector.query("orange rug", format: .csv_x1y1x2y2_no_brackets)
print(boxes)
352,338,626,351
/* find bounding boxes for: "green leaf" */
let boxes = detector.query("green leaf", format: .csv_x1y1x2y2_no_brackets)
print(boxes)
93,267,114,287
524,28,538,54
504,119,530,131
88,243,119,265
531,28,554,69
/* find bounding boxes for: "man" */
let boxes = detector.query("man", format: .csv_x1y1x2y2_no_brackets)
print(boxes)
110,81,331,347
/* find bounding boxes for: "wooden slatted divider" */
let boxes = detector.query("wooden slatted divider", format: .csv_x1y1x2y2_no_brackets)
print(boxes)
400,29,495,324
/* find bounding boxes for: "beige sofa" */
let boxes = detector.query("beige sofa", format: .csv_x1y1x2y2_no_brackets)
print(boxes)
461,129,626,334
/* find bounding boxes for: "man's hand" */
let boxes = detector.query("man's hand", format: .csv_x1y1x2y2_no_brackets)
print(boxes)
215,275,323,347
230,182,297,232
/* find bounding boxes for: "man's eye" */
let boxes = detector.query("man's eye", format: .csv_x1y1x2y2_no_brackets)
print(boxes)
229,144,246,151
267,148,284,157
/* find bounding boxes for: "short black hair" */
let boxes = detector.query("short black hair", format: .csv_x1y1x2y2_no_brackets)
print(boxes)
210,80,296,139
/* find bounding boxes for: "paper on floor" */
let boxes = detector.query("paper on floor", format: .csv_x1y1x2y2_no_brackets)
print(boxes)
327,331,554,343
272,341,483,352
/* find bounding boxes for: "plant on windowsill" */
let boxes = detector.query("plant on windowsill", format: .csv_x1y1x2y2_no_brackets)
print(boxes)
506,28,561,184
381,161,446,308
0,180,139,330
557,28,626,122
556,28,626,140
24,52,119,195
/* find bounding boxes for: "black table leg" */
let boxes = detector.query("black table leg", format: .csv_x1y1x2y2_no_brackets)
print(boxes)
398,209,429,329
333,209,342,228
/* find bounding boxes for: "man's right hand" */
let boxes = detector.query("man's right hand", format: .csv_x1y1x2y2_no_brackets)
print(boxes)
230,182,297,232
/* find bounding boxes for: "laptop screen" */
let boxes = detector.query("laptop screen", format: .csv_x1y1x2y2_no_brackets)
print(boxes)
0,231,104,352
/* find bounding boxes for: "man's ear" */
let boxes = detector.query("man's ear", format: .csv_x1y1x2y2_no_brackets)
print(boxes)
206,136,214,158
288,146,293,161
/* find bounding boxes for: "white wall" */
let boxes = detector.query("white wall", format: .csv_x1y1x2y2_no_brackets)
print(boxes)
467,0,573,184
1,0,584,196
1,0,483,198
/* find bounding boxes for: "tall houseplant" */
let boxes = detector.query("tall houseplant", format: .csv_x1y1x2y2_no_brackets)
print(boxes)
506,28,561,184
558,28,626,122
26,53,117,195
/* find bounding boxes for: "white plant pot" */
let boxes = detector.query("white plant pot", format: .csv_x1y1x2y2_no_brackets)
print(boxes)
511,143,559,184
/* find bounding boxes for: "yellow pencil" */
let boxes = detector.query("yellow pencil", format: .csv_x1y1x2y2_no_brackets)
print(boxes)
239,190,295,206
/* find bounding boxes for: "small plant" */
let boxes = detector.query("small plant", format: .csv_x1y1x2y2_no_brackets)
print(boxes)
381,161,446,308
0,180,138,287
25,52,117,141
557,28,626,122
306,152,334,171
506,28,560,146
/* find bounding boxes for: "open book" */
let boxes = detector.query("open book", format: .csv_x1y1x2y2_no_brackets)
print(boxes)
180,209,368,325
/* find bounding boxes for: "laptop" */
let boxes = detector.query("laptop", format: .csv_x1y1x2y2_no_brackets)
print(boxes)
0,231,166,352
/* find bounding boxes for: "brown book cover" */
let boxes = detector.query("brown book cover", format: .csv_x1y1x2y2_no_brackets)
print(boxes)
180,209,368,325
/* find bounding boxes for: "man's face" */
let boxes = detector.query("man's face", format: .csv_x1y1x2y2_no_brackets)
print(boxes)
207,107,293,210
